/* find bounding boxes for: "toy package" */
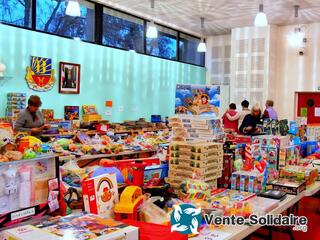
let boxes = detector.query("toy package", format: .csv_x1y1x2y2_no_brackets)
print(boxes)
3,212,139,240
82,173,119,218
280,165,318,186
42,109,54,122
230,171,264,193
252,135,290,148
0,155,57,227
210,188,255,217
279,145,301,168
267,178,306,195
64,106,80,120
5,93,26,123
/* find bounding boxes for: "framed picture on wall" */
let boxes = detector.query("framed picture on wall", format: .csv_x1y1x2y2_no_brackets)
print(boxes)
59,62,80,94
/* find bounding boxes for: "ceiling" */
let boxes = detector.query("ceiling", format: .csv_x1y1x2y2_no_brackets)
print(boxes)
95,0,320,36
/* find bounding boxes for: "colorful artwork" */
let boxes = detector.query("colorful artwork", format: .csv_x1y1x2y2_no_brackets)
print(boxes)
64,106,80,120
26,56,55,91
175,84,220,116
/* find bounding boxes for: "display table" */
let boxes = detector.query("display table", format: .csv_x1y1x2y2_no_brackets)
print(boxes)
58,149,157,167
193,194,304,240
304,181,320,197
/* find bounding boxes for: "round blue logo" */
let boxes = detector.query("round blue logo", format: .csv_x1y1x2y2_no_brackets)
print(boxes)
170,204,202,235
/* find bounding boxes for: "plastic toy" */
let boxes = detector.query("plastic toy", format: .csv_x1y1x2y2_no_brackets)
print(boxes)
100,158,160,186
114,186,144,221
138,195,170,224
23,149,36,159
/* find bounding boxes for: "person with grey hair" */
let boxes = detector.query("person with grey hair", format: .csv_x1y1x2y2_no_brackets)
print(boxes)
239,105,263,135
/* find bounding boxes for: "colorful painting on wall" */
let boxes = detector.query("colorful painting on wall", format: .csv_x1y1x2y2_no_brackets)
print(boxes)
175,84,220,116
26,56,55,91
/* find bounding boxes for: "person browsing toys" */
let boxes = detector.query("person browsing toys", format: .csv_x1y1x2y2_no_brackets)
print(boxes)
239,105,263,135
222,103,238,132
225,100,250,128
263,99,278,120
14,95,50,137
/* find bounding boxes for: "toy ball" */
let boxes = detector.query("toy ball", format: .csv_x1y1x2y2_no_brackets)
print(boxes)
91,167,124,183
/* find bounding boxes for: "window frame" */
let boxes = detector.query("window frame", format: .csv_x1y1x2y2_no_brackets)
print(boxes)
0,0,205,67
102,7,145,53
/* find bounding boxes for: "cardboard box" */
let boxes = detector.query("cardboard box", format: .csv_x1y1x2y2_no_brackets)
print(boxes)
267,178,306,195
82,173,119,218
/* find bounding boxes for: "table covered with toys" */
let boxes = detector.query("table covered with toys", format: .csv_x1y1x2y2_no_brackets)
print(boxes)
1,115,320,240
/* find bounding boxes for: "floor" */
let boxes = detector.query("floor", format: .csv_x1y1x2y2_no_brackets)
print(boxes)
252,195,320,240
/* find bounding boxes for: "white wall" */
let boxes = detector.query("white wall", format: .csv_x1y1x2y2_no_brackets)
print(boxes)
206,22,320,120
273,22,320,120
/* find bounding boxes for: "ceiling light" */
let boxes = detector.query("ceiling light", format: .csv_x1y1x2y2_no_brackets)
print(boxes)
146,0,158,39
288,28,304,47
197,17,206,53
147,21,158,39
197,40,207,53
66,0,81,17
254,4,268,27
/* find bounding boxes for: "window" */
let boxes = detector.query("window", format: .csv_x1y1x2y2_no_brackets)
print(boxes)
0,0,32,27
103,8,144,53
147,24,177,60
36,0,95,41
179,33,204,66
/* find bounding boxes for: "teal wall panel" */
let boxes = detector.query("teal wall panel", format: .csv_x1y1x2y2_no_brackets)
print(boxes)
0,25,206,122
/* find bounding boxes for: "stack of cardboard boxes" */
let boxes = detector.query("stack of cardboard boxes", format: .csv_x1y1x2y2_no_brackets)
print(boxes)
166,141,224,190
169,115,224,142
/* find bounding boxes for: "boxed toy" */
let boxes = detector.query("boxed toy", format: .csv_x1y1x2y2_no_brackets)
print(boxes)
279,145,301,168
3,213,139,240
231,171,264,193
280,165,318,186
251,135,290,148
0,155,57,228
267,178,306,195
82,173,119,218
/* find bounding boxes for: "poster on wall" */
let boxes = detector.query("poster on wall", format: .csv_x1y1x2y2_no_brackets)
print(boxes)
175,84,220,116
25,56,55,91
59,62,80,94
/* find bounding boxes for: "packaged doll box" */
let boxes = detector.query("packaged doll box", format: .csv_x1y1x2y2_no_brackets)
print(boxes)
2,213,139,240
0,155,57,227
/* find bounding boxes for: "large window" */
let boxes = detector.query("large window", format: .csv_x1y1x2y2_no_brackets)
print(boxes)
103,8,144,53
36,0,95,41
0,0,32,27
179,33,204,66
147,24,177,60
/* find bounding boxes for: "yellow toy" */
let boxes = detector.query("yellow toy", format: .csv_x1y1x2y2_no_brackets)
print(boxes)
114,186,143,221
20,136,42,147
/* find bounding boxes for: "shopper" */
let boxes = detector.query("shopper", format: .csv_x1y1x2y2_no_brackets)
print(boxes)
226,100,250,128
263,100,278,120
222,103,238,132
14,95,51,137
239,105,263,135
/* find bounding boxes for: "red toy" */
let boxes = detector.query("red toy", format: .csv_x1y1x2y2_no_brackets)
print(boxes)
100,158,160,186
